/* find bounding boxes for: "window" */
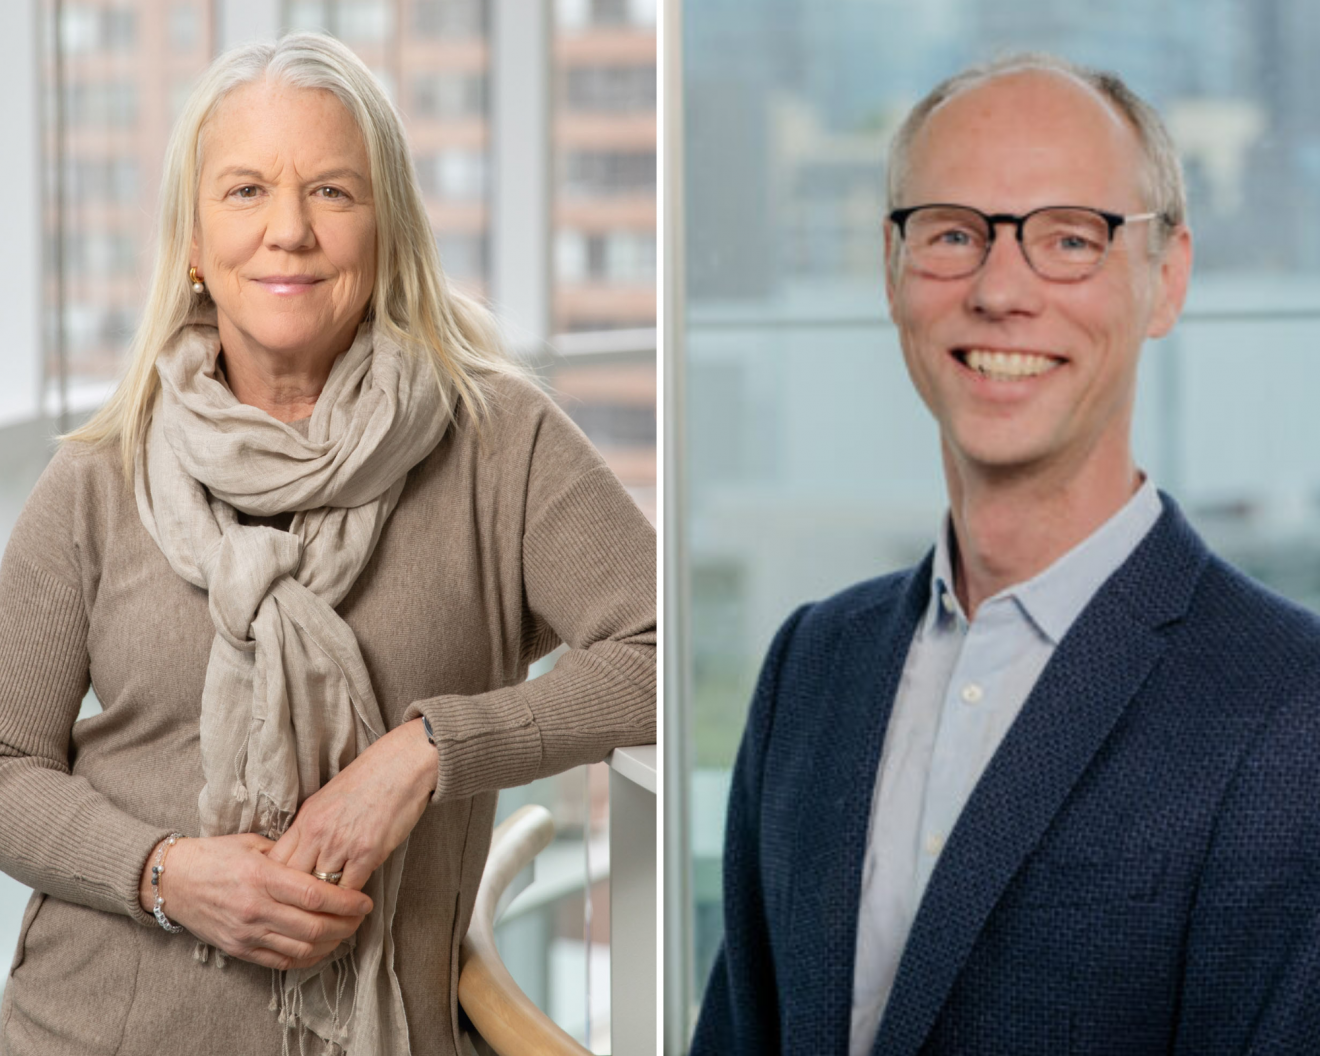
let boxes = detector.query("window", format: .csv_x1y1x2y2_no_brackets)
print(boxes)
412,72,486,120
59,5,136,54
561,150,655,197
567,402,655,448
63,82,138,127
338,0,391,43
412,0,487,39
436,231,487,282
557,229,655,284
168,4,199,49
415,149,487,202
563,64,656,113
286,0,329,32
557,0,655,31
553,1,657,333
58,231,138,277
64,159,138,204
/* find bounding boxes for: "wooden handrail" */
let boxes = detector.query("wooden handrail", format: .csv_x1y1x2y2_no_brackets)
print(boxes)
458,805,592,1056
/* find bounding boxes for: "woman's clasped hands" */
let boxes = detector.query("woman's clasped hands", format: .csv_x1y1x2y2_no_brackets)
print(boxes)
139,717,438,970
139,833,371,971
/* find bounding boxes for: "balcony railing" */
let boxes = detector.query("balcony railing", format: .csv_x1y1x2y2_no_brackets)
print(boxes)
461,745,656,1055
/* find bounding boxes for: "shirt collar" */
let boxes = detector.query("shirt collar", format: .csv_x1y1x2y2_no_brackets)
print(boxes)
924,518,964,636
924,478,1163,644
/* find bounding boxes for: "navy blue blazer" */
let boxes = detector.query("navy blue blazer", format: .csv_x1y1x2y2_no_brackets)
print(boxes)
692,497,1320,1055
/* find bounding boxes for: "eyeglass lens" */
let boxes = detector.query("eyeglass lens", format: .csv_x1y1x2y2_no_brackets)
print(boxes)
902,206,1113,280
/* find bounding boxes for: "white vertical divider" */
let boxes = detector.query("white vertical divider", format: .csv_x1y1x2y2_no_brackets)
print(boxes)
0,0,43,428
490,0,552,350
662,0,694,1050
610,747,658,1055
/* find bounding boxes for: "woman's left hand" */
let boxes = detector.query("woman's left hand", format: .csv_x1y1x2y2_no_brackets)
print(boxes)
268,717,437,892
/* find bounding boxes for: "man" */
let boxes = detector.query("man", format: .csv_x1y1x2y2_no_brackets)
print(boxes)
691,55,1320,1056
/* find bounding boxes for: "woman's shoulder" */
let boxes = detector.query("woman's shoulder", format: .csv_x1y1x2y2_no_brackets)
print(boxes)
473,370,561,429
41,436,127,501
422,370,636,532
464,370,608,475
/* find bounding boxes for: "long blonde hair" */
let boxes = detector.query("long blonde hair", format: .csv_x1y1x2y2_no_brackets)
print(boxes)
69,32,518,474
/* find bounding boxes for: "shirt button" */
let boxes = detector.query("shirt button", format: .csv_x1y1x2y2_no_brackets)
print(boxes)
940,592,955,614
924,832,945,856
960,682,983,704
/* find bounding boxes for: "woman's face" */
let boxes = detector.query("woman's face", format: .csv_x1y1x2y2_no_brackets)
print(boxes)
192,80,377,376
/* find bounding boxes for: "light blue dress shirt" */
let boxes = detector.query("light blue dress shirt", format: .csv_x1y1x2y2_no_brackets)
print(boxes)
848,480,1163,1056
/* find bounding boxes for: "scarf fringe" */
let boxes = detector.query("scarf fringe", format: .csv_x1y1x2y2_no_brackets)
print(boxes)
275,950,356,1056
192,941,228,968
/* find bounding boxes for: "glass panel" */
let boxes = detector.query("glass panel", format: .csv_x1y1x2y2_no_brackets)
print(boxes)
548,0,657,522
494,760,612,1053
42,0,213,419
679,0,1320,1046
395,0,492,296
552,0,657,332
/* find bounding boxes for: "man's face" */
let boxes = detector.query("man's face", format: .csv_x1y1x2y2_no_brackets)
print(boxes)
886,71,1191,484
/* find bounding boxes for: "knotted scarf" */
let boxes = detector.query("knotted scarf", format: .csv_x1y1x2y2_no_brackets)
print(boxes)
135,307,448,1055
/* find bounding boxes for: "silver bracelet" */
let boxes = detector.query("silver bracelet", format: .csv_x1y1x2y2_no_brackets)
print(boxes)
150,833,186,934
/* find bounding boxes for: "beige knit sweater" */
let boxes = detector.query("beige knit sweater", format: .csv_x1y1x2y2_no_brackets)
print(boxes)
0,374,656,1055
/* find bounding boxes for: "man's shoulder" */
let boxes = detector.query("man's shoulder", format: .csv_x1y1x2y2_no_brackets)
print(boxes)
1187,549,1320,658
1136,526,1320,754
1117,493,1320,663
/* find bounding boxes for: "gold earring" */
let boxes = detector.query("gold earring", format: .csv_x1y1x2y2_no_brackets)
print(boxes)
190,267,204,294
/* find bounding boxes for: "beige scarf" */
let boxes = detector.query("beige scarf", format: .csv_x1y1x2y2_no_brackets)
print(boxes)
135,308,448,1055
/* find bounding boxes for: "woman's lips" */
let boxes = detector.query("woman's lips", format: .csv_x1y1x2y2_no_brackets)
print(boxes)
254,276,323,295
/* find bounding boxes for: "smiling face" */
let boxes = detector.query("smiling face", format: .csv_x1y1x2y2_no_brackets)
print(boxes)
191,79,377,379
886,70,1191,492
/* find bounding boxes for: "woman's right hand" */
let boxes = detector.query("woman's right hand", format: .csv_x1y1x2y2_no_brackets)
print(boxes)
138,833,373,970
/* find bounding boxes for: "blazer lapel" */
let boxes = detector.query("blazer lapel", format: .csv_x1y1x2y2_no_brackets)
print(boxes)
782,562,931,1056
871,499,1208,1056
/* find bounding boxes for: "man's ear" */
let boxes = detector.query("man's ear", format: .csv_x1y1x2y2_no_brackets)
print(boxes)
1147,225,1192,339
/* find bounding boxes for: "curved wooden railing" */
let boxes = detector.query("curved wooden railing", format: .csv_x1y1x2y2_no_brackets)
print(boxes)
458,805,592,1056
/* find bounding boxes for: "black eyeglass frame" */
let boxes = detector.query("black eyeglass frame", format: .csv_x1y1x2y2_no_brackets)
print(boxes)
887,204,1173,281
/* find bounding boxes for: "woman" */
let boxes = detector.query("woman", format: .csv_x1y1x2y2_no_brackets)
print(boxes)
0,33,654,1056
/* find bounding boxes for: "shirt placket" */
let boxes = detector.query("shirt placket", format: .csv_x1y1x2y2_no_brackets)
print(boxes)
916,598,1016,894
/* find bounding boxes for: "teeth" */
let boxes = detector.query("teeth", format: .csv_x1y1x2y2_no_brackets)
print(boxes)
963,349,1060,381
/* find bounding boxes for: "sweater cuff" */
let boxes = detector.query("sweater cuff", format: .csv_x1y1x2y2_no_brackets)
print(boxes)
403,691,543,801
127,827,179,928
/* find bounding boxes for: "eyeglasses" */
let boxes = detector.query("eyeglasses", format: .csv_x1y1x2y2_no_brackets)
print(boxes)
888,204,1171,282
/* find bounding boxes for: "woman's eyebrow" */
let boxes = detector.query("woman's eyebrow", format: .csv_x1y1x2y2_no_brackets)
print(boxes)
210,166,367,183
306,167,367,184
212,165,265,180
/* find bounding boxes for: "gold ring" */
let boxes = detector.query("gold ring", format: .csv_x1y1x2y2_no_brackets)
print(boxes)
312,869,344,884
